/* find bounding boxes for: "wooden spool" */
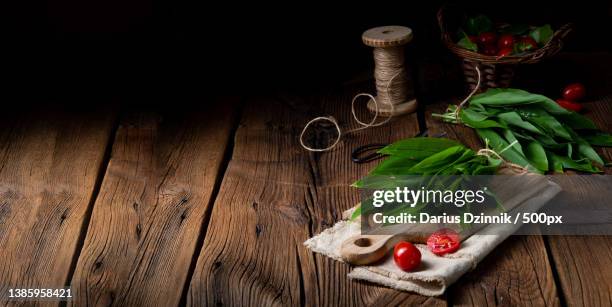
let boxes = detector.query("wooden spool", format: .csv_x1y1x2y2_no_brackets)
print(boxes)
362,26,418,116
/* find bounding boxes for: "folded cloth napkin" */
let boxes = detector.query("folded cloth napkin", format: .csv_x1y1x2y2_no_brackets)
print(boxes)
304,181,560,296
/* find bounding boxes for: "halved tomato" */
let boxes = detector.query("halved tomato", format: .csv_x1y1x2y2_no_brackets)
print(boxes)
427,228,460,256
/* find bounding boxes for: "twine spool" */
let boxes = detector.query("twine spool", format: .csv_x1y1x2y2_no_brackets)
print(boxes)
299,25,418,152
362,26,418,116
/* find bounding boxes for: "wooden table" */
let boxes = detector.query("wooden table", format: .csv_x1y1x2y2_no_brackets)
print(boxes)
0,82,611,306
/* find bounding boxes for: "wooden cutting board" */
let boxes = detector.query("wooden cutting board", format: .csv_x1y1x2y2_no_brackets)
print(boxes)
341,171,556,265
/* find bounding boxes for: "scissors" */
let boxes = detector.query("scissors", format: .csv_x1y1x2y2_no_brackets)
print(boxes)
350,130,447,163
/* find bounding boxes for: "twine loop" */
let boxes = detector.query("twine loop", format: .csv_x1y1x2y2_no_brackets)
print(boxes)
299,47,407,152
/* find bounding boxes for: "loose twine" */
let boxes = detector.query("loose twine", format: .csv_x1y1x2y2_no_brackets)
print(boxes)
299,55,532,173
299,46,410,152
453,66,481,121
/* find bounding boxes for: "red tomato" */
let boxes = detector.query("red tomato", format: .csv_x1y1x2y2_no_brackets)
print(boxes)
427,228,460,256
393,241,421,271
482,45,498,56
497,34,515,49
556,99,583,112
498,47,513,57
519,36,538,50
562,83,586,101
468,35,478,43
478,32,497,45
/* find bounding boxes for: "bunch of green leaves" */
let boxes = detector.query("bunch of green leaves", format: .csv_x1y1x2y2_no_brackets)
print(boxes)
434,88,612,173
352,137,504,189
350,137,505,221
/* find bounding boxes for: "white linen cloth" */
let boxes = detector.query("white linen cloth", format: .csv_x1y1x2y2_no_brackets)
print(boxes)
304,181,560,296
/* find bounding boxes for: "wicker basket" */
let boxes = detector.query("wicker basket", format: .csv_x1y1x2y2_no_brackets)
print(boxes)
437,7,573,92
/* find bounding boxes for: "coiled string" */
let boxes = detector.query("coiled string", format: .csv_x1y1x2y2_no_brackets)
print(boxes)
299,45,410,152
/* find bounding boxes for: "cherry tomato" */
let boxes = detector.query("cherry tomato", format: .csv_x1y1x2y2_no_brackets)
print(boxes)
482,45,498,56
478,32,497,45
468,35,478,43
498,47,513,57
562,83,586,101
519,36,538,51
393,241,421,271
427,228,460,256
497,34,515,50
556,99,583,112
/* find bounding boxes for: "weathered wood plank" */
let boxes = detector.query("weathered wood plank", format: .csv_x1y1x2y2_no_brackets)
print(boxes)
545,97,612,306
188,89,446,306
425,102,560,306
0,107,116,304
69,101,238,306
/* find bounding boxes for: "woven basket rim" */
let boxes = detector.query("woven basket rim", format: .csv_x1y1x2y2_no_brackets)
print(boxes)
437,6,573,65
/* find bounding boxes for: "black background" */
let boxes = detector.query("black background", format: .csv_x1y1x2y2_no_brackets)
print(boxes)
5,0,611,105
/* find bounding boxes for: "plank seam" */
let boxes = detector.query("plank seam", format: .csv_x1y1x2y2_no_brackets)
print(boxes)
61,109,121,303
179,96,245,306
542,236,569,307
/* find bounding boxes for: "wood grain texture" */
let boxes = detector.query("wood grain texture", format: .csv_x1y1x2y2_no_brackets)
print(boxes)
425,102,560,306
0,108,115,304
188,88,446,306
545,96,612,307
69,101,238,306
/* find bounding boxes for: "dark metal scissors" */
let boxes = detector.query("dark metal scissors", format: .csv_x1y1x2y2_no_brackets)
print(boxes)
350,130,447,163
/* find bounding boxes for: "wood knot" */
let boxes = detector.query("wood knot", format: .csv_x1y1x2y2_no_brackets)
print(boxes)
93,261,103,271
59,208,69,224
179,209,189,224
255,224,262,237
135,223,142,240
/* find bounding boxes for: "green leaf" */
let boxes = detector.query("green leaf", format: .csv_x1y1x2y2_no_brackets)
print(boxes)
368,156,420,176
581,132,612,146
476,128,541,173
378,137,461,159
547,152,601,173
524,141,549,171
547,151,564,173
350,204,361,221
530,24,553,45
497,111,545,135
533,134,565,149
502,129,524,155
518,106,572,141
566,126,605,165
460,109,505,128
514,40,537,53
407,146,468,174
471,88,551,107
437,149,476,174
465,15,493,35
472,156,503,175
457,31,478,52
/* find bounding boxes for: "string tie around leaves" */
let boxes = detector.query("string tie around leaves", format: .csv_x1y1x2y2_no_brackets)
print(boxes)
476,139,530,173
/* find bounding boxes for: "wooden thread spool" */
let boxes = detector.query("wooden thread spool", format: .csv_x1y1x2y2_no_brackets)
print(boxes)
362,26,418,116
